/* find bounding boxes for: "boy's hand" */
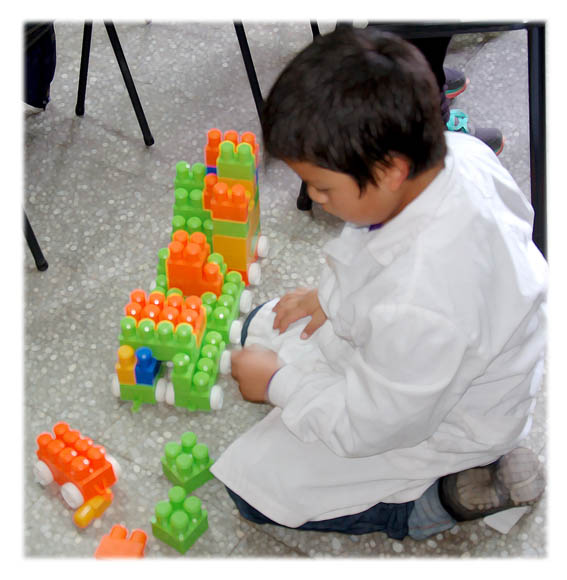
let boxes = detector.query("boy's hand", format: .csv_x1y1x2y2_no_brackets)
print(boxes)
231,346,282,403
272,287,327,339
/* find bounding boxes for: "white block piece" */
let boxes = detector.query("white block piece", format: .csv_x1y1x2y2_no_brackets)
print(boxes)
165,382,176,405
155,377,167,402
247,262,261,285
229,319,243,345
209,385,224,410
239,289,253,314
61,482,84,509
106,455,122,481
111,375,121,397
257,235,270,258
34,460,54,486
220,350,232,374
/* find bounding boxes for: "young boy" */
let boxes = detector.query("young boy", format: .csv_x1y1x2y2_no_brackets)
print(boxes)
209,28,547,540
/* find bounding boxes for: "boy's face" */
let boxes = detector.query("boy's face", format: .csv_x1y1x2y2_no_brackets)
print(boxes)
286,160,412,226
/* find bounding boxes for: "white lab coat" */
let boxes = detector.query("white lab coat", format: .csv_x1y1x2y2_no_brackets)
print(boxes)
210,132,547,527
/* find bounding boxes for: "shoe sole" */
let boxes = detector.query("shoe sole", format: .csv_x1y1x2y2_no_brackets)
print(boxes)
445,78,470,99
439,447,544,521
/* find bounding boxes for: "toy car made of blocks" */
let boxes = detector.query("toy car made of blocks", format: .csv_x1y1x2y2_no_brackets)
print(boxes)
34,422,121,510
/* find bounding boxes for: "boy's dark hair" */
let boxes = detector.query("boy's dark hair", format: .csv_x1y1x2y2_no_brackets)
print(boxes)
261,27,447,190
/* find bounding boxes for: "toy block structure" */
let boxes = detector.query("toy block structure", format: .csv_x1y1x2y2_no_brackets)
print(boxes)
35,422,118,509
114,129,264,414
95,525,147,558
169,129,267,287
161,431,214,493
151,486,208,554
115,344,167,412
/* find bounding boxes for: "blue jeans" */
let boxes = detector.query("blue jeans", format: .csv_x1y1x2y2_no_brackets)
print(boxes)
226,482,455,540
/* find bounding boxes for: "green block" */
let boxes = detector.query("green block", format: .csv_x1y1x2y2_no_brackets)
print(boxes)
119,363,165,413
161,431,214,493
200,273,244,343
119,317,199,362
212,217,250,238
217,141,256,183
151,486,208,554
173,187,211,224
174,162,205,193
171,341,221,412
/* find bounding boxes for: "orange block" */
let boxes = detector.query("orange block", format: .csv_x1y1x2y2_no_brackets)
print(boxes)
204,128,222,166
212,234,248,271
210,182,249,222
166,231,223,297
95,525,147,558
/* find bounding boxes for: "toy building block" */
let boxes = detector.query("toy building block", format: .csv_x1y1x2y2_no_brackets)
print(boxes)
116,344,136,385
151,486,208,554
174,161,206,194
114,343,169,412
170,331,226,411
217,140,256,183
119,314,198,362
135,346,162,385
173,186,212,226
73,489,113,528
209,182,250,223
166,230,224,297
161,431,214,493
34,422,119,509
95,525,147,558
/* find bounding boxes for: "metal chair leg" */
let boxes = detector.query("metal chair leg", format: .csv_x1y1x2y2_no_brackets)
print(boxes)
104,21,155,146
527,24,546,259
24,211,48,271
234,22,264,120
75,22,92,116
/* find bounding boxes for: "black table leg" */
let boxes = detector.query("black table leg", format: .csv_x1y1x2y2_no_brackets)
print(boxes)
24,211,48,271
104,21,155,146
75,21,93,116
527,24,547,259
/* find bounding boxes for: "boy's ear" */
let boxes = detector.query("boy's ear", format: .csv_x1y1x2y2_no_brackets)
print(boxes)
372,156,410,191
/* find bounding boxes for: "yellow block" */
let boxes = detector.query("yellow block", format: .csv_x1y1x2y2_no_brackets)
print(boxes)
116,344,136,385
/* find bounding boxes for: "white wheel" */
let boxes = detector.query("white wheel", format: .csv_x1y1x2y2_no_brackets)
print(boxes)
229,320,243,345
257,235,269,258
155,377,167,402
149,279,157,291
239,289,253,314
34,460,53,486
219,350,232,374
165,382,176,405
209,385,224,410
106,455,121,481
247,262,261,285
111,375,121,397
61,482,84,509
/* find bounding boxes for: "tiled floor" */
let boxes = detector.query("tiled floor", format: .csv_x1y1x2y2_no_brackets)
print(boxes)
23,21,546,558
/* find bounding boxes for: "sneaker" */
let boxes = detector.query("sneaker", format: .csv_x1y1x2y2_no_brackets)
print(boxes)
446,109,505,155
438,447,545,522
444,67,469,99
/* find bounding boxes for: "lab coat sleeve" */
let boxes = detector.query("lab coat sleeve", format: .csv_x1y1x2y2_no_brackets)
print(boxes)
267,303,471,457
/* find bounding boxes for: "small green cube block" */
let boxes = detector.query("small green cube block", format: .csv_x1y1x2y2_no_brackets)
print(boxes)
151,486,208,554
161,431,214,493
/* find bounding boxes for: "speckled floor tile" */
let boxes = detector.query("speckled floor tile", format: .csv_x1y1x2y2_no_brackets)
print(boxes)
24,21,546,559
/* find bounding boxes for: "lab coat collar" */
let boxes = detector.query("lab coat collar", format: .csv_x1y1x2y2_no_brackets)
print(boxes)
366,140,455,266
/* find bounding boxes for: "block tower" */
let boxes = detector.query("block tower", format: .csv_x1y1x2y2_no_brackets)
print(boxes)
114,130,264,414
